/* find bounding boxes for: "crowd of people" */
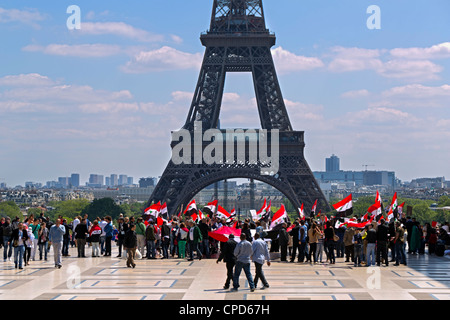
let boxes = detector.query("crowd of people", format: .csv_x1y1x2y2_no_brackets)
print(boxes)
1,210,450,277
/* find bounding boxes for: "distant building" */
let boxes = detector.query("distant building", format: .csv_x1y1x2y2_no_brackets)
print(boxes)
110,174,118,187
314,155,396,189
409,177,446,189
127,177,134,185
139,177,157,188
105,177,111,187
326,154,340,172
119,175,128,186
70,174,80,188
88,174,104,187
58,177,70,188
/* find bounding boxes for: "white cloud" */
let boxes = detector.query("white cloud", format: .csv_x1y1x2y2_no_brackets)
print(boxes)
0,73,55,87
79,22,165,43
328,47,383,72
22,44,123,58
377,59,442,81
341,89,370,99
390,42,450,60
0,73,135,113
327,45,446,82
121,46,203,73
0,7,45,28
271,47,324,74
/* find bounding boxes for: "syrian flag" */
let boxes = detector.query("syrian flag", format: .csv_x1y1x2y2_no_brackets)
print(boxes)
270,204,288,229
144,201,161,217
203,200,218,216
362,212,369,221
387,192,398,221
160,202,168,219
332,194,353,218
256,199,267,220
261,200,272,221
183,199,198,216
398,202,405,217
376,190,384,213
311,199,318,217
367,201,382,218
226,208,236,223
216,205,231,220
298,203,305,220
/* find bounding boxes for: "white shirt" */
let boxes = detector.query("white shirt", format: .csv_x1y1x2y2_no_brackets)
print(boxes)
72,218,80,233
98,220,107,236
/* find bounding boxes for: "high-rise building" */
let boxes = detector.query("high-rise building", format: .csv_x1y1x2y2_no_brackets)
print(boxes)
89,174,104,187
58,177,70,188
70,173,80,188
105,177,111,187
139,177,156,188
127,177,134,185
119,175,128,186
326,154,340,173
110,174,118,187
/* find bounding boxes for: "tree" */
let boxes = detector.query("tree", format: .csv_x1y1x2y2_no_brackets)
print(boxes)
48,199,90,221
82,198,122,221
0,201,22,220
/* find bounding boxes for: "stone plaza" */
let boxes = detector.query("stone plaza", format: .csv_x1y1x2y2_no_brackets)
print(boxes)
1,245,450,301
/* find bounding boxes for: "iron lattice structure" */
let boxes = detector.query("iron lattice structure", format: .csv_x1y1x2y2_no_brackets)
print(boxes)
147,0,330,216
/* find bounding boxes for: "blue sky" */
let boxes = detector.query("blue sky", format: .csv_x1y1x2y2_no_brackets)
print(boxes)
0,0,449,186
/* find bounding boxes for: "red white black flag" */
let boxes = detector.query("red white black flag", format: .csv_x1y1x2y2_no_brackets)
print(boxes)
332,194,353,218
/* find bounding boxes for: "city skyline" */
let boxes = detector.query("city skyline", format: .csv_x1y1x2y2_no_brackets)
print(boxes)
1,1,449,187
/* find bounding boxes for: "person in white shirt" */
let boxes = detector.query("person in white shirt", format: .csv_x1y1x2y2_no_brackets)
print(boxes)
72,216,80,247
98,217,107,255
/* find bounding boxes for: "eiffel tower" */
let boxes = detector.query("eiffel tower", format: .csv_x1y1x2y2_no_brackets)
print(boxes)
146,0,330,216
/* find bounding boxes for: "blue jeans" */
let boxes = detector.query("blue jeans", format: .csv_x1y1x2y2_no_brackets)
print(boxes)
188,241,202,260
14,245,25,268
233,261,255,290
201,239,210,258
147,240,156,258
39,242,48,260
366,243,376,266
395,242,406,265
62,238,70,256
3,237,13,260
162,238,170,258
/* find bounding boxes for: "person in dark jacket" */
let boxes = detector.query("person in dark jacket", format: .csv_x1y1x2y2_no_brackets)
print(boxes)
376,219,389,266
146,221,157,259
75,219,88,258
2,217,13,262
278,223,289,262
62,219,71,257
160,221,171,259
11,222,28,269
242,223,252,243
216,234,238,289
388,221,397,262
365,224,377,267
198,218,211,258
124,223,137,268
289,221,300,262
116,217,126,257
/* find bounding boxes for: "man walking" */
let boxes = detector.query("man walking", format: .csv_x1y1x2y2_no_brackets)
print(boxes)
49,219,66,269
376,219,389,266
278,223,289,262
2,217,13,262
289,221,300,262
187,220,203,261
124,223,137,268
75,218,88,258
394,221,407,266
252,233,271,290
365,224,377,267
135,217,147,259
103,216,113,257
216,234,237,289
231,233,255,292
